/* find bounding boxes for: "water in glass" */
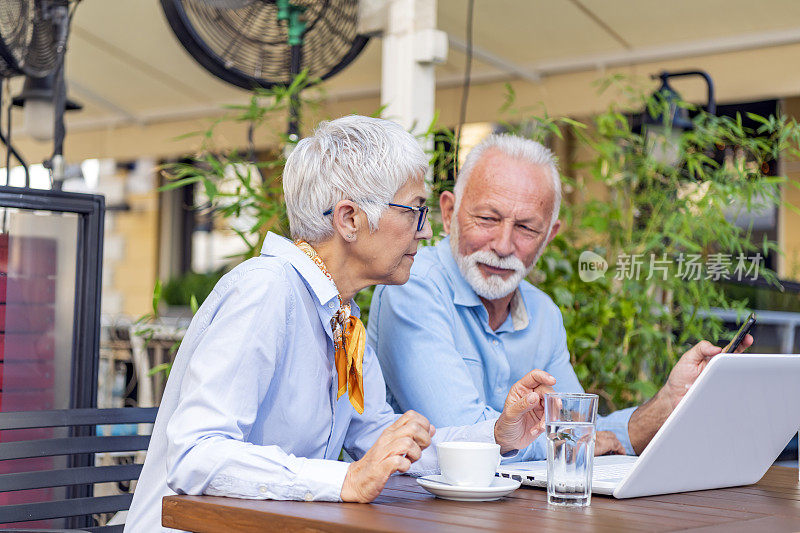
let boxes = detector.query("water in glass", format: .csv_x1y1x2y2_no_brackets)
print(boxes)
546,420,596,506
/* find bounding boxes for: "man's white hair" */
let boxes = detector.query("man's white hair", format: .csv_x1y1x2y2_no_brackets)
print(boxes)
284,115,428,243
453,134,562,232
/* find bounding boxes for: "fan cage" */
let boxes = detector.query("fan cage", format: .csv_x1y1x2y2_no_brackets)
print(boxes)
162,0,369,90
24,0,61,78
0,0,34,77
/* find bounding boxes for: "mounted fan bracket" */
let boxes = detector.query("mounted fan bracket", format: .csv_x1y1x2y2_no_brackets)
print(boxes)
414,28,447,64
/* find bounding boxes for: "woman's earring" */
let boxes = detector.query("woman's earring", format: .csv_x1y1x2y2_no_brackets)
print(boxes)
347,233,355,240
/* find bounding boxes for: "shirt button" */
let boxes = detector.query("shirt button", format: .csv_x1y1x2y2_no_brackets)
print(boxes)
492,340,499,346
328,302,335,309
259,485,268,494
304,492,314,501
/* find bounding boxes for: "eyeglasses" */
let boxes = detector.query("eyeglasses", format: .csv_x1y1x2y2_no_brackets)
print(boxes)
323,203,429,232
388,202,429,232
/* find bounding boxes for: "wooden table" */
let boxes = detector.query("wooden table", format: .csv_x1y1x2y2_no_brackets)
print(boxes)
162,466,800,532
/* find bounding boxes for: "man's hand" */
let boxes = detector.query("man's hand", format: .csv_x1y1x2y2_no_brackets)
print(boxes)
595,431,626,456
628,335,754,454
662,335,754,409
494,370,556,454
341,411,435,503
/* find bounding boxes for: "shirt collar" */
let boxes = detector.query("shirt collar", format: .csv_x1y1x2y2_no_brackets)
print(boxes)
509,289,529,331
260,232,340,309
436,236,530,331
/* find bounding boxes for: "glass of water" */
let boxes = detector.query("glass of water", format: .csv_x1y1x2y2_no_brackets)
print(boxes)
544,393,598,507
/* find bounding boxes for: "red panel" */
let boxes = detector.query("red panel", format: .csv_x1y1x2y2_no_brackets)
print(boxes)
1,331,56,412
0,488,55,505
0,235,59,527
0,304,56,333
0,428,55,443
0,391,55,412
0,432,56,522
0,241,5,362
1,361,55,390
1,333,55,359
0,236,56,277
0,237,5,417
2,276,56,304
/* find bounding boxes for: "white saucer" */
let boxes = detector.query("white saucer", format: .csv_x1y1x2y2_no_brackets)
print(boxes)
416,475,521,501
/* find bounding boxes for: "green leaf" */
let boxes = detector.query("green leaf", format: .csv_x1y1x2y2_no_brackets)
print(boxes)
552,286,574,307
580,214,609,232
148,362,172,379
159,176,202,191
203,179,218,199
152,279,162,317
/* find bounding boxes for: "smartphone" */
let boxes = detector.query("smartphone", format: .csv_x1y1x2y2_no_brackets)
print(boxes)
722,312,756,353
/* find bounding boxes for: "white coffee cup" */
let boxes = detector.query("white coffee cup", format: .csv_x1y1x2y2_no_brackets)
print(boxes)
436,441,501,487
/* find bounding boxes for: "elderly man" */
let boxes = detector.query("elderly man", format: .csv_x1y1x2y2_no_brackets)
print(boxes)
368,134,752,459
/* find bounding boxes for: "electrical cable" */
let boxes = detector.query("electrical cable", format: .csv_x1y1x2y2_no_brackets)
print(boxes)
1,79,6,231
455,0,475,170
6,84,19,187
0,79,5,182
0,78,29,189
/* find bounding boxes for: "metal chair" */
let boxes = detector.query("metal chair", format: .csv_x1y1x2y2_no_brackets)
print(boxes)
0,407,158,532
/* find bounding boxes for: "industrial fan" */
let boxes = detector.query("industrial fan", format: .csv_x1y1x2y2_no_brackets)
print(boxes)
0,0,80,185
161,0,369,138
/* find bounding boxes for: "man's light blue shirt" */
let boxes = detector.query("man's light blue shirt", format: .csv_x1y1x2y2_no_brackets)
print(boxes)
368,236,636,460
125,233,497,532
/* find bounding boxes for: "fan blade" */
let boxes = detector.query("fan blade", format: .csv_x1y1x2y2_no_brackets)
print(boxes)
193,0,255,9
22,0,59,78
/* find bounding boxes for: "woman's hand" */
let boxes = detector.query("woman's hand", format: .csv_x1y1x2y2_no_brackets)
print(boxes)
494,370,556,454
340,411,435,502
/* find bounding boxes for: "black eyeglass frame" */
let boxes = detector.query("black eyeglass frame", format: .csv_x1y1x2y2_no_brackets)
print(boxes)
323,202,429,232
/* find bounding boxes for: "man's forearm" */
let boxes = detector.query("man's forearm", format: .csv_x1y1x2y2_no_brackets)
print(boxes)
627,388,674,455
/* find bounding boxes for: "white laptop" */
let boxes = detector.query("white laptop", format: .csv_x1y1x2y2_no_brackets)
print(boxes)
497,354,800,498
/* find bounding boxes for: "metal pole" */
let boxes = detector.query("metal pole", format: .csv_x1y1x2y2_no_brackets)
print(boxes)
49,2,71,189
279,0,306,143
288,44,302,142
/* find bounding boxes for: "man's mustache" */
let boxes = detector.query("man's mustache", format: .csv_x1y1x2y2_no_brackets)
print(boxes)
468,250,526,274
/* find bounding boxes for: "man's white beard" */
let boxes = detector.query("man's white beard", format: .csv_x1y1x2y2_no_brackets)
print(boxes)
450,221,543,300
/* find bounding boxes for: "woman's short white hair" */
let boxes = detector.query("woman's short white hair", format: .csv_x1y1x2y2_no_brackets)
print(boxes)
454,134,561,232
284,115,428,242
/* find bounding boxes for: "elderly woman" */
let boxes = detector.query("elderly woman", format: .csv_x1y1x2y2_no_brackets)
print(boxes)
125,116,555,532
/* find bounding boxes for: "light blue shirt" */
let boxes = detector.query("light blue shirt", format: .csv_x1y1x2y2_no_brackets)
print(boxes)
125,233,497,532
368,236,636,461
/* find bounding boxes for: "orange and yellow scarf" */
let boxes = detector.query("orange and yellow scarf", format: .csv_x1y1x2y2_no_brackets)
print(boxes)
294,240,365,414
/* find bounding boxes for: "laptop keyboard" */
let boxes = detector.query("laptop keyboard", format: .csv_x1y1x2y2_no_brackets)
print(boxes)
498,458,636,484
592,462,633,481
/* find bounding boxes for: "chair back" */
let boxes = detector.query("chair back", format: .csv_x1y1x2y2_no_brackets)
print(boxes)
0,407,157,532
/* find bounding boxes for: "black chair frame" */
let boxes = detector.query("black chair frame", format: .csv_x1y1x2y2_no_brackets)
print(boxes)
0,407,157,532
